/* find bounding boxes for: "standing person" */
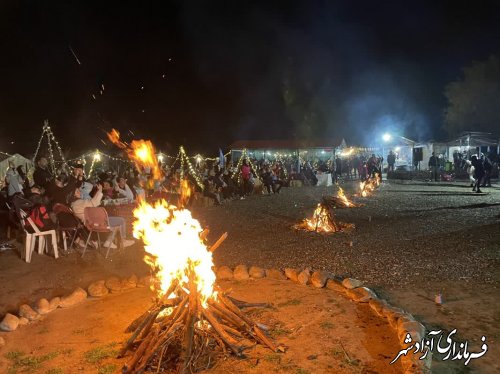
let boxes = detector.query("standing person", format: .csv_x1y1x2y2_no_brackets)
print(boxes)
5,162,24,198
33,157,53,191
240,159,252,197
387,151,396,173
428,152,439,182
352,155,360,179
482,154,493,187
16,165,30,192
471,155,484,193
335,155,342,181
367,154,378,178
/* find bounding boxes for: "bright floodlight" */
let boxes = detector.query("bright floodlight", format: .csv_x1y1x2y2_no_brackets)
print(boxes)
93,152,101,161
158,154,164,162
382,133,392,142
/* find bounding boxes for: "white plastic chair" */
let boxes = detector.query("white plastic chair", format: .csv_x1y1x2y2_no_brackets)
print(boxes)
19,209,59,263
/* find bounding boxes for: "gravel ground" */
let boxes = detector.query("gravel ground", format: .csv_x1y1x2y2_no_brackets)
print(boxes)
195,180,500,289
195,179,500,372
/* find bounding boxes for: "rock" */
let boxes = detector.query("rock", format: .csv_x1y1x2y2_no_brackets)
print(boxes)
297,269,311,285
18,304,39,321
249,266,266,279
398,320,425,344
137,275,151,288
121,278,136,290
326,279,346,293
128,274,138,287
342,278,363,289
401,350,432,373
382,305,404,319
311,271,329,288
0,336,5,347
48,297,61,311
59,287,87,308
217,266,234,280
88,280,109,297
0,313,19,332
346,287,377,303
386,311,401,329
35,298,51,315
284,268,299,282
105,276,123,293
18,317,29,326
368,298,387,317
233,265,250,280
265,268,286,280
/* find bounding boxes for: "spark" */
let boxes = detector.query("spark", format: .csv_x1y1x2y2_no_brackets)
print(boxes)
68,45,82,65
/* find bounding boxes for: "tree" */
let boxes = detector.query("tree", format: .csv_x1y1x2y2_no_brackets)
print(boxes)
282,60,327,139
444,55,500,135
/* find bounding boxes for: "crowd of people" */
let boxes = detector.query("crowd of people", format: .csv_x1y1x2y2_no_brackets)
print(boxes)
429,151,498,192
1,148,497,252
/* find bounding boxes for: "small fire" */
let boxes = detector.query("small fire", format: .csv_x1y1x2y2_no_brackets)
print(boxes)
359,173,381,197
300,204,338,233
107,129,162,180
133,199,217,307
337,187,354,207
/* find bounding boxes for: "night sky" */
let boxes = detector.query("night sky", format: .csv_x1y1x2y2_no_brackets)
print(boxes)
1,0,499,156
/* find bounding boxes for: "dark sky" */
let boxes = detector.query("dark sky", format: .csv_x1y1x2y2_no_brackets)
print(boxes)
1,0,499,156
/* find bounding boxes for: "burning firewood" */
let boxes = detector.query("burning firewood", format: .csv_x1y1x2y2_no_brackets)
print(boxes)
359,173,381,197
119,200,282,373
294,203,354,233
322,187,358,209
108,135,282,372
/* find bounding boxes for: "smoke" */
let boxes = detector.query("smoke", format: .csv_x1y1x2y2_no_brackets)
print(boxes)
344,68,432,145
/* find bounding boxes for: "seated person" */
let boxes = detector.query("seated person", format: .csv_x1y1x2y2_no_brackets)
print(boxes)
46,173,74,207
101,180,115,199
114,176,135,200
202,177,221,205
69,184,134,248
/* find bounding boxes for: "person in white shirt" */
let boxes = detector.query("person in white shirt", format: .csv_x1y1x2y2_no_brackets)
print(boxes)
114,177,134,200
70,184,134,249
5,163,24,197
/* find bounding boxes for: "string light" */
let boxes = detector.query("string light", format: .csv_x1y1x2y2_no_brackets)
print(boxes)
179,146,204,190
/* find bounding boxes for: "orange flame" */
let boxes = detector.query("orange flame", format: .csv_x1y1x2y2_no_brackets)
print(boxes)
301,204,337,233
107,129,162,181
359,173,381,197
133,199,217,307
337,187,354,207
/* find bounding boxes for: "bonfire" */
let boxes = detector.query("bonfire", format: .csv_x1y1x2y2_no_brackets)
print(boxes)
108,132,282,373
321,187,358,209
294,203,354,234
359,173,381,197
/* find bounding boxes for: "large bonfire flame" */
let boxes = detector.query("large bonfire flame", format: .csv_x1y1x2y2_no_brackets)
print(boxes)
360,173,381,197
133,199,216,307
114,135,280,373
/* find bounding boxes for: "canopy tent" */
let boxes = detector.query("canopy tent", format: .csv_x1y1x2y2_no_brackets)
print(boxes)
446,131,498,148
0,153,34,183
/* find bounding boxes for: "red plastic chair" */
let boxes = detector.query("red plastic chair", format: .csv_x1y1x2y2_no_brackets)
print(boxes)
82,207,121,258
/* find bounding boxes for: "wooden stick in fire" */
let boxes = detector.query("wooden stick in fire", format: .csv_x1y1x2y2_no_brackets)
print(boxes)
209,232,228,253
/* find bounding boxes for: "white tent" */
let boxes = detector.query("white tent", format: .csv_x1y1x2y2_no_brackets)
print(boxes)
0,153,33,183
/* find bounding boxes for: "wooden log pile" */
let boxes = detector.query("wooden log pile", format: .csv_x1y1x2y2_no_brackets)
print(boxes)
119,233,282,373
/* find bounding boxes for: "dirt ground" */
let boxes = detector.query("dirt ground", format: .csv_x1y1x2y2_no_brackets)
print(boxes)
1,179,499,373
0,279,402,374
